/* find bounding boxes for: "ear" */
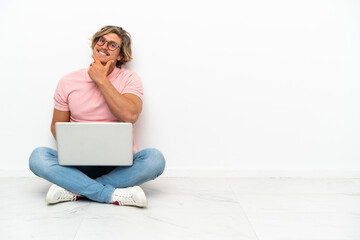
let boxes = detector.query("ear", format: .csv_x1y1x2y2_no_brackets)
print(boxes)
117,54,122,61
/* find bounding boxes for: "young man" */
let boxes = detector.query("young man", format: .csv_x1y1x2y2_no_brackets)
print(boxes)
29,26,165,207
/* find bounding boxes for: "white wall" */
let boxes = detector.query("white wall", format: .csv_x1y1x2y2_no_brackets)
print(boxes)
1,0,360,177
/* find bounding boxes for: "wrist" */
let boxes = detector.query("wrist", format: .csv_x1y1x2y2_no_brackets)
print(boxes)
96,76,110,88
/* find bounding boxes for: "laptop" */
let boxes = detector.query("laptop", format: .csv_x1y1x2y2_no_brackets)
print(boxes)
55,122,133,166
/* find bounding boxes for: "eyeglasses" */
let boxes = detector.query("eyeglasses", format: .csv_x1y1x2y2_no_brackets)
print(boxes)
96,37,120,51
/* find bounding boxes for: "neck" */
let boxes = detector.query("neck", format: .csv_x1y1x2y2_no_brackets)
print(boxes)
106,63,116,76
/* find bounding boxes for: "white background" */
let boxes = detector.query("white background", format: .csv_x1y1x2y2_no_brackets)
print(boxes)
0,0,359,177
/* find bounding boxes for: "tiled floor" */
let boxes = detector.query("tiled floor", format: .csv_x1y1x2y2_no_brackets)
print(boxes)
0,177,359,240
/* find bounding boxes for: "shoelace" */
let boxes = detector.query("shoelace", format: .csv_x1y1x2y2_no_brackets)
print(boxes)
57,190,78,201
113,192,136,205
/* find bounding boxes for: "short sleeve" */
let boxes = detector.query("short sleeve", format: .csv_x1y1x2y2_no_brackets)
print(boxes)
122,72,143,101
53,79,70,111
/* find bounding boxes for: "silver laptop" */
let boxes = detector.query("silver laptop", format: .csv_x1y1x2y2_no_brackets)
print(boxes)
56,122,133,166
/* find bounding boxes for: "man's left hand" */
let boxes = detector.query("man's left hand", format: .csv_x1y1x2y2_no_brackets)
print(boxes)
88,53,113,84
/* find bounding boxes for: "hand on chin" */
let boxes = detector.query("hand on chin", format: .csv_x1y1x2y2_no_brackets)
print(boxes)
96,54,109,66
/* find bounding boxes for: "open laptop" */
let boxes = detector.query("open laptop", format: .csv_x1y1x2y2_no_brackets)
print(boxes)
55,122,133,166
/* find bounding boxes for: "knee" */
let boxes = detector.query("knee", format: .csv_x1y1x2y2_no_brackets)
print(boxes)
29,147,56,175
142,148,166,177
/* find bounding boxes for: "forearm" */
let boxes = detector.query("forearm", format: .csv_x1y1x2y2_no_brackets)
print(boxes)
50,109,71,140
51,125,56,140
97,80,140,123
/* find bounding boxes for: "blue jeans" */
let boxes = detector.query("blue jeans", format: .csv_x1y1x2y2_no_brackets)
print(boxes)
29,147,165,203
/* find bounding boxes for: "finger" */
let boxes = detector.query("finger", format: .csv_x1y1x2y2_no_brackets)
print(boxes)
92,53,100,63
89,62,95,70
105,60,113,70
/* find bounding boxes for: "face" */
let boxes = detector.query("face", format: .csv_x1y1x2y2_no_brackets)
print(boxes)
93,33,122,66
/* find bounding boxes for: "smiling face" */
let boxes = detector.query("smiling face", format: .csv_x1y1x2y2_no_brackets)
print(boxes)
93,33,122,67
90,26,133,68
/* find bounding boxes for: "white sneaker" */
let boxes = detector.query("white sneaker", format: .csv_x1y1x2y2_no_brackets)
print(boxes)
110,186,147,207
45,184,81,204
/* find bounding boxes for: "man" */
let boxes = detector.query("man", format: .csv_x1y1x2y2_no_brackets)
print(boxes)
29,26,165,207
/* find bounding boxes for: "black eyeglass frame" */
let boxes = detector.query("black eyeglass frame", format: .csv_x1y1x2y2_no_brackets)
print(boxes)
96,37,120,51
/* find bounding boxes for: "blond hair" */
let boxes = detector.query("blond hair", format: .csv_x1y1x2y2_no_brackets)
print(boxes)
91,26,132,67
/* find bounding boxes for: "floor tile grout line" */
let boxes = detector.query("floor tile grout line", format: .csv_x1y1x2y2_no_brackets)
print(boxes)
72,202,92,240
227,179,261,240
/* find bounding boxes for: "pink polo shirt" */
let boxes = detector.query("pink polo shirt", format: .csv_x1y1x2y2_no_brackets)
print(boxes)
54,66,143,152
